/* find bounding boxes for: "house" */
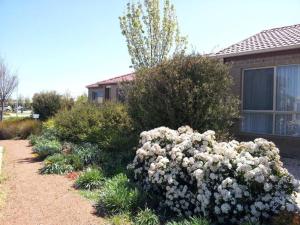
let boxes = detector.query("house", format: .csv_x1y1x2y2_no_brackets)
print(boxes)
86,73,135,103
216,23,300,157
86,23,300,157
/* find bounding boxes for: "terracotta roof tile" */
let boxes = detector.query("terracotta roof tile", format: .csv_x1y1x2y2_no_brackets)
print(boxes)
216,24,300,57
86,73,135,88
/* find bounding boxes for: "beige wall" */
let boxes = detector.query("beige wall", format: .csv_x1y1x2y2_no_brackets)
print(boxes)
88,84,119,103
225,49,300,158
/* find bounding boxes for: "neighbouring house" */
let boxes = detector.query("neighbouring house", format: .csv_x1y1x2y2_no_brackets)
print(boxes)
216,23,300,158
86,24,300,157
86,73,135,103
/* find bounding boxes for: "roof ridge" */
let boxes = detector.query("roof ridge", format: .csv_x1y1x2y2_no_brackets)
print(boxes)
96,72,135,84
262,23,300,33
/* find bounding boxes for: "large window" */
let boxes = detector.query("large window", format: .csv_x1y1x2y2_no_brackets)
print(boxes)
241,65,300,136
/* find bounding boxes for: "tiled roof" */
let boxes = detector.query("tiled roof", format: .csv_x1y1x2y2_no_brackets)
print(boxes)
216,24,300,57
86,73,135,88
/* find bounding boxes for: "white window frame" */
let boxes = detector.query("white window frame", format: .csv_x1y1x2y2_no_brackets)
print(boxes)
241,64,300,136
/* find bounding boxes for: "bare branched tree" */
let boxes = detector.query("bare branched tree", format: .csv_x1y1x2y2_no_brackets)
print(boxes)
0,59,18,121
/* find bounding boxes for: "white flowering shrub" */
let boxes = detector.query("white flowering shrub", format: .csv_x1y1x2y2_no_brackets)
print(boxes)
129,126,300,224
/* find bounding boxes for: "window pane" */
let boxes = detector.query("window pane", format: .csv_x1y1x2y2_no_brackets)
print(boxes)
243,68,274,110
241,113,273,134
275,114,300,136
276,65,300,112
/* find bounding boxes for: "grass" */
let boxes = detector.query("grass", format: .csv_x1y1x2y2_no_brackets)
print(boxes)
78,189,101,202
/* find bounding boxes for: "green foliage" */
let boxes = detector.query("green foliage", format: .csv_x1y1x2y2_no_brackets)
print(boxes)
78,189,101,202
54,102,137,175
109,213,133,225
74,168,105,190
71,143,100,166
127,54,239,139
134,208,160,225
0,118,41,140
32,91,62,120
54,102,134,148
40,153,74,174
53,102,102,143
60,92,74,110
28,134,39,145
66,154,84,171
33,139,62,159
166,217,210,225
119,0,187,69
76,93,88,104
97,173,140,215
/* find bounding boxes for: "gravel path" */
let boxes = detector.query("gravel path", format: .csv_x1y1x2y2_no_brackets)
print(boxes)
0,140,105,225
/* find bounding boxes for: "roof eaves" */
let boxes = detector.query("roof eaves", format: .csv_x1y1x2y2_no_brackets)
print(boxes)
215,43,300,59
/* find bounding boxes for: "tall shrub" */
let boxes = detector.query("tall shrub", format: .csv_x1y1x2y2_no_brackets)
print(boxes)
127,54,239,139
32,91,62,120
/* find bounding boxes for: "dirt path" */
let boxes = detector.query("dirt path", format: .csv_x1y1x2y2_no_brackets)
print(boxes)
0,140,105,225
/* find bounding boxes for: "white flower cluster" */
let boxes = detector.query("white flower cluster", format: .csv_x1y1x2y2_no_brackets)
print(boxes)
129,126,300,224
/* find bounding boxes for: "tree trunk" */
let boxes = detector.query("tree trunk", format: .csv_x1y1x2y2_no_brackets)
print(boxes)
0,100,4,121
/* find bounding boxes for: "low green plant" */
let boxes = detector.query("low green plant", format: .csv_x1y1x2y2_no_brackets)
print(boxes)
97,173,140,215
33,139,62,159
66,154,84,171
40,153,73,174
134,208,159,225
71,143,100,166
78,189,101,202
166,217,210,225
28,134,39,146
109,213,133,225
74,168,105,190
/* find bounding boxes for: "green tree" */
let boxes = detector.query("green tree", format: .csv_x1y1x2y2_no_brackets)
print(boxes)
32,91,62,120
24,97,32,109
119,0,187,70
127,54,239,139
76,93,88,104
60,92,74,110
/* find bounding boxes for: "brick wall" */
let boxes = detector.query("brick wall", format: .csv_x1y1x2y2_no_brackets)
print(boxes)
224,49,300,158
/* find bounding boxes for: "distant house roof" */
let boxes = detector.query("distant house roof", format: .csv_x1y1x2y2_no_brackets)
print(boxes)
86,72,135,88
216,24,300,57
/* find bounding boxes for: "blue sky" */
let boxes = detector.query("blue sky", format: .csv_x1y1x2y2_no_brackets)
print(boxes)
0,0,299,98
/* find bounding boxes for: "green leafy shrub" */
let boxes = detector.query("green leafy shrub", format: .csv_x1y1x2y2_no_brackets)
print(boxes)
65,154,84,171
134,208,159,225
33,139,62,159
54,102,137,175
109,213,133,225
127,54,239,139
74,168,105,190
166,217,210,225
0,118,41,140
71,143,100,166
28,134,39,146
32,91,62,120
97,173,140,215
40,153,73,174
54,102,135,149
